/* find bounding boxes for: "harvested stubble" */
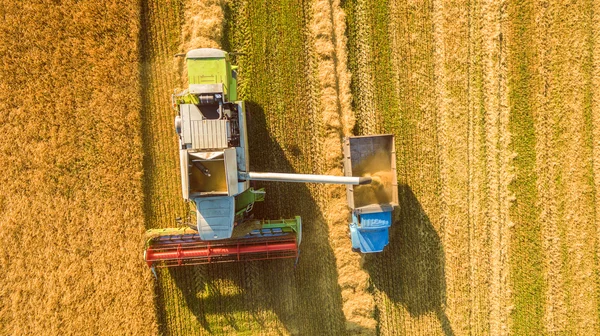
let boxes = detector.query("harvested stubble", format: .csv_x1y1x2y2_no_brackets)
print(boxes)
308,0,378,333
0,1,156,335
151,0,600,334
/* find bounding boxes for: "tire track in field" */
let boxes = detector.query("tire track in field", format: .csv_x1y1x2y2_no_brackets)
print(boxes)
481,1,513,334
547,1,599,333
308,0,376,333
467,1,492,334
432,0,473,334
381,4,404,334
531,2,566,333
593,0,600,328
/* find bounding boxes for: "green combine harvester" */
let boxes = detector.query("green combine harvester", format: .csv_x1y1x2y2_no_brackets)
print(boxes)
144,48,398,269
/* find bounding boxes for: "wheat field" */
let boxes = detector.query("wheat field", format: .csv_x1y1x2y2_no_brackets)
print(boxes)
2,0,599,335
0,0,156,335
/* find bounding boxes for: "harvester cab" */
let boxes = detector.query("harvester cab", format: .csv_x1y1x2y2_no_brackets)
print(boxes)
143,48,398,269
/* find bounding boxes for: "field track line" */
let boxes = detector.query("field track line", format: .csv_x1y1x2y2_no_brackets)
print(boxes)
467,1,493,334
432,0,476,333
383,2,402,334
530,1,566,333
482,1,503,334
593,0,600,330
552,0,599,333
497,3,513,335
481,0,513,334
384,1,405,334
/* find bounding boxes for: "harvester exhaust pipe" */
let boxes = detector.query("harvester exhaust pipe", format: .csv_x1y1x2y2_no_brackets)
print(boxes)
239,172,372,185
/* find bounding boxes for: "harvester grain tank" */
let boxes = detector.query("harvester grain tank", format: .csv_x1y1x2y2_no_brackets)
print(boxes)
143,48,398,268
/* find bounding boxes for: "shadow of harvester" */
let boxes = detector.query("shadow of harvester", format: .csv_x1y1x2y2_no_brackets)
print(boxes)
363,185,454,336
155,101,349,335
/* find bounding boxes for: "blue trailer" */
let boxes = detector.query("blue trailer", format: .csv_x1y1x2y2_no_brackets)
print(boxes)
343,135,398,253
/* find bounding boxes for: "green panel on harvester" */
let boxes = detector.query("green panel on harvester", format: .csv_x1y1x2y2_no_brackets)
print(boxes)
187,58,229,95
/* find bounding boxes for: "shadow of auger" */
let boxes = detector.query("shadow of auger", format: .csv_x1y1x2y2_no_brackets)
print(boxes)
363,184,454,336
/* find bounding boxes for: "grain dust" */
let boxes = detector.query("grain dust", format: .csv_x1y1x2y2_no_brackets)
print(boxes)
352,150,394,207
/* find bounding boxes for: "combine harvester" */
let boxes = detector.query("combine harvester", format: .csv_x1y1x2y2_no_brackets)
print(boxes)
144,48,398,269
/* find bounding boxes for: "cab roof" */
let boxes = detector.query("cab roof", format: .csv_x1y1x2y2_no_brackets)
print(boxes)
186,48,227,59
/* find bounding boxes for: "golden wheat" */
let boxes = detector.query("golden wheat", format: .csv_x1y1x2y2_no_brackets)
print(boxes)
543,1,599,333
482,0,513,332
432,0,477,333
0,1,156,335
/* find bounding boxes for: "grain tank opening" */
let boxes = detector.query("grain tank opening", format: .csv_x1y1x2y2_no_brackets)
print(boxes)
188,153,228,195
